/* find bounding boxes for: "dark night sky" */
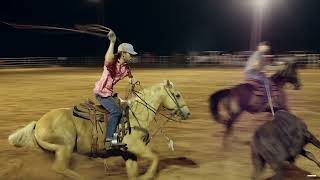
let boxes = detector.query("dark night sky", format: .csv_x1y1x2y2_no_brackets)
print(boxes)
0,0,320,57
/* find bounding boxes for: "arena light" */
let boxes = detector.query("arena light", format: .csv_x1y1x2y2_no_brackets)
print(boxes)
87,0,101,3
254,0,269,10
249,0,269,50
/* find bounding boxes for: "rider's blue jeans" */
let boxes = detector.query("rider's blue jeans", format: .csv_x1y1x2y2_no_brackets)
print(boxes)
96,95,122,140
245,70,270,104
245,70,267,83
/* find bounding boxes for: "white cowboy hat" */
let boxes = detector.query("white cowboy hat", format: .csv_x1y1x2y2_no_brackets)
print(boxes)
117,43,138,55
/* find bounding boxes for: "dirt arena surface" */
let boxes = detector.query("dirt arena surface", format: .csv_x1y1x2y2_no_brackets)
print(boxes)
0,67,319,180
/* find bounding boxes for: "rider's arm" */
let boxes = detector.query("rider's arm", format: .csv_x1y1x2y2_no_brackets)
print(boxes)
251,60,260,71
104,31,116,65
246,52,262,71
263,64,286,72
128,77,134,84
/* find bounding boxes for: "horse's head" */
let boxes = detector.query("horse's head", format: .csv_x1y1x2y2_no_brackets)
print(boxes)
271,61,302,90
161,80,191,120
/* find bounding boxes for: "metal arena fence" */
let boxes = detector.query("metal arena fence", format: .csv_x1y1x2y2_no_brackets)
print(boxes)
0,54,319,68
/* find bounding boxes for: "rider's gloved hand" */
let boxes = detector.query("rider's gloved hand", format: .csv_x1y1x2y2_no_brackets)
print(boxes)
127,78,134,94
128,78,134,84
107,30,116,43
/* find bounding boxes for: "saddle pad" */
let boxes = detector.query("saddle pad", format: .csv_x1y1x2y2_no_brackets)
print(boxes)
244,80,281,96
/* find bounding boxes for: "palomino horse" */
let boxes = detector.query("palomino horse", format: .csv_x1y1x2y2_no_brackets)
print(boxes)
209,61,301,135
8,80,191,180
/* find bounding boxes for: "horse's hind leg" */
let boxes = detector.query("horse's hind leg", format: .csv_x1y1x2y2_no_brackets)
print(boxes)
301,149,320,167
225,112,242,136
35,131,81,179
224,96,242,135
222,112,242,148
52,145,83,180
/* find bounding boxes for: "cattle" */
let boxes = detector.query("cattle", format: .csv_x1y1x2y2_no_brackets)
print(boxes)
251,110,320,180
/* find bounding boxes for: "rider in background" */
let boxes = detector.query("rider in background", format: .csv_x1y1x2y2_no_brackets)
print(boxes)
93,30,137,148
244,41,272,110
244,41,271,82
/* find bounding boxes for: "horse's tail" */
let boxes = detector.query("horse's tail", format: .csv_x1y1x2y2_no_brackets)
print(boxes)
8,121,37,148
33,132,60,152
209,89,231,124
306,131,320,149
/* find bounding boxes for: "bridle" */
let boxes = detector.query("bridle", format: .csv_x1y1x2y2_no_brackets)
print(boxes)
129,81,186,122
163,86,187,119
126,81,187,151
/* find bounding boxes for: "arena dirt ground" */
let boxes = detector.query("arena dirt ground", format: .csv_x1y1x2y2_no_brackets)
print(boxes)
0,67,319,180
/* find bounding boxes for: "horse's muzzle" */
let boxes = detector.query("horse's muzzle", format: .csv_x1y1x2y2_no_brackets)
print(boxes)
172,109,191,120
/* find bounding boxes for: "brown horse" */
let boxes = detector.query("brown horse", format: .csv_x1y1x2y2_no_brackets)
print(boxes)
209,62,301,135
8,80,191,180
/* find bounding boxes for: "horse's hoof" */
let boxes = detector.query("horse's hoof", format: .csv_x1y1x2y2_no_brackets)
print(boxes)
52,166,83,180
138,174,154,180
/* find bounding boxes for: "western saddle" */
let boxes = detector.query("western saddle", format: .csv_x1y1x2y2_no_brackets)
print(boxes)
73,97,131,155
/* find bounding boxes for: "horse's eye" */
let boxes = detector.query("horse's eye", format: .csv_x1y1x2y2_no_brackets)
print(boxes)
176,94,180,98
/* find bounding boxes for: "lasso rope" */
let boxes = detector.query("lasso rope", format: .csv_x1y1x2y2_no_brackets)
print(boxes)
2,21,112,38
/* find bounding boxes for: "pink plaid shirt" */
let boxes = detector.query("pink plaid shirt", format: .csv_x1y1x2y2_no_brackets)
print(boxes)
94,59,132,97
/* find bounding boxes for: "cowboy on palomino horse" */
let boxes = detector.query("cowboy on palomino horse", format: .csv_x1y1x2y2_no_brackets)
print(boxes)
93,30,137,149
210,41,302,136
8,79,191,180
7,26,191,179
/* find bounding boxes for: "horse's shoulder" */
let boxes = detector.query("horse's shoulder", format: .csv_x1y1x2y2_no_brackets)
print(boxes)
243,79,261,86
48,108,70,113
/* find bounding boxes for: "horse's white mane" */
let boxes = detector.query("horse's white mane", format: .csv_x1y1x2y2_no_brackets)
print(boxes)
160,79,175,88
123,80,174,105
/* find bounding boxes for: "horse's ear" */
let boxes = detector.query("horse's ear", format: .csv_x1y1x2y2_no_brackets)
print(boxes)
164,80,173,88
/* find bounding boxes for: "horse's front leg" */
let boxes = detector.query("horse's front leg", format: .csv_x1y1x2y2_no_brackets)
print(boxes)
121,150,138,180
125,158,139,180
125,136,158,180
275,89,289,111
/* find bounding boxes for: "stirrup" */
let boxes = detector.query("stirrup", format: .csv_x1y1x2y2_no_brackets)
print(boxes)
104,140,126,150
111,140,127,147
104,140,112,150
111,133,126,147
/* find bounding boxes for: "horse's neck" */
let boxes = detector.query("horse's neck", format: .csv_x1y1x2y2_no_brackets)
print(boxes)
271,71,286,87
271,64,295,87
128,85,164,129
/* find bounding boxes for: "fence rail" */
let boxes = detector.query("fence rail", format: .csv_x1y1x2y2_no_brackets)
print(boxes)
0,54,319,68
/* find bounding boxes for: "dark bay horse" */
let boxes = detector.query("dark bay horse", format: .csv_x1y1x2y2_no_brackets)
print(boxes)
209,62,301,135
